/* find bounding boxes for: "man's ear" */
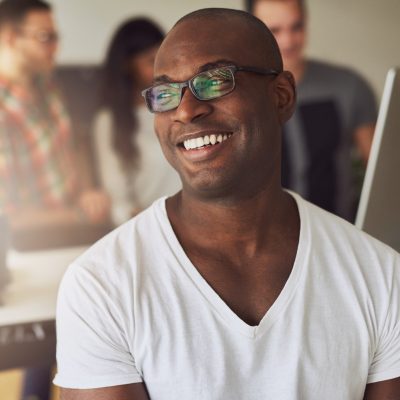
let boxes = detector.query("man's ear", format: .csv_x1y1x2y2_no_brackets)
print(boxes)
273,71,296,124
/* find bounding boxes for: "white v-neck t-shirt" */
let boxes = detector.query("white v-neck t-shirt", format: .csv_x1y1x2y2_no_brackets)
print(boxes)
54,193,400,399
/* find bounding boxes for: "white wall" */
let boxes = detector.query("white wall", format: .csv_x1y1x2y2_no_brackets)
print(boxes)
306,0,400,98
51,0,243,64
51,0,400,100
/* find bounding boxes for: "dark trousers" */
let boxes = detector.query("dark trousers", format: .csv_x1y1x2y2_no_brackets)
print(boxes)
21,365,52,400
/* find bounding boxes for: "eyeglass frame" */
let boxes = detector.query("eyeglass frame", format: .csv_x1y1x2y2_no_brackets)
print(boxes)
16,26,59,44
141,65,281,113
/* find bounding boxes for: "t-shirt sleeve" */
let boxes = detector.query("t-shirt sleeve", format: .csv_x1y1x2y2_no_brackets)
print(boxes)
350,72,377,131
367,254,400,383
53,261,142,389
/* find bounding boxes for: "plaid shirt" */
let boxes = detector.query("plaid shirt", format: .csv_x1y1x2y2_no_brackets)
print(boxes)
0,76,79,213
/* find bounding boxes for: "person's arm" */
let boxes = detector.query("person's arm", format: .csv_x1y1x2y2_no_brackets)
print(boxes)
60,383,150,400
78,188,111,224
92,110,134,226
363,377,400,399
353,122,375,165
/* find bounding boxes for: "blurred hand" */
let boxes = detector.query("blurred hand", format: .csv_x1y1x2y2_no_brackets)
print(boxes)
78,189,111,224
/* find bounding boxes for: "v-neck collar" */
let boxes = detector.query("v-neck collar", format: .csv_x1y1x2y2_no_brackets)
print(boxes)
155,192,310,338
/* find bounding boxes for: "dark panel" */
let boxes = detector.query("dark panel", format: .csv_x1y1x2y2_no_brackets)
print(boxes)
0,320,56,370
299,100,341,214
54,64,103,139
54,65,103,186
10,221,111,251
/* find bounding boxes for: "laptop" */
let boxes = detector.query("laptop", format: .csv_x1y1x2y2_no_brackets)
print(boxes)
355,67,400,252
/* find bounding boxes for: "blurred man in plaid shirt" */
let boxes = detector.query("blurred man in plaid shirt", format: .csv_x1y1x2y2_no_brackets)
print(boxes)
0,1,111,399
0,0,111,251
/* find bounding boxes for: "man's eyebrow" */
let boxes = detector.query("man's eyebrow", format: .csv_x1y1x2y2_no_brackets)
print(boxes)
153,59,236,84
197,59,236,73
153,74,171,84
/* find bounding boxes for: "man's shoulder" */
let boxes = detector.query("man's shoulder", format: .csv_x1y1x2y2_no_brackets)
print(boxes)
0,91,14,122
0,79,26,117
0,80,13,107
0,77,10,91
307,59,362,79
70,197,168,273
305,59,372,92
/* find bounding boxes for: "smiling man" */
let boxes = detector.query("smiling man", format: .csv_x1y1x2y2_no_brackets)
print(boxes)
54,8,400,400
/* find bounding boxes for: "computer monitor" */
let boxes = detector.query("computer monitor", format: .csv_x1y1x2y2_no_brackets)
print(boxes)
355,67,400,252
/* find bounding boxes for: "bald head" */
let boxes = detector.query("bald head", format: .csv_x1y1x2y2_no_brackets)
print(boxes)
169,8,283,72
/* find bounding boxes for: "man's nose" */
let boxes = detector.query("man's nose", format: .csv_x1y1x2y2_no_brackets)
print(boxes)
173,87,212,124
276,31,295,50
46,40,58,56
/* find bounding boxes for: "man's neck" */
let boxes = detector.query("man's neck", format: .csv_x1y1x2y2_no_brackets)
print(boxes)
166,184,298,258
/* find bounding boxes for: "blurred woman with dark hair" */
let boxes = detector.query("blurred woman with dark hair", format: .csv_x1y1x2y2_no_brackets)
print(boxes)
93,17,180,225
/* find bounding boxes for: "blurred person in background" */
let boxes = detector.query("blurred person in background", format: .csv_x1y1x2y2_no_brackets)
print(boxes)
251,0,377,222
93,17,181,226
0,0,111,247
0,0,111,399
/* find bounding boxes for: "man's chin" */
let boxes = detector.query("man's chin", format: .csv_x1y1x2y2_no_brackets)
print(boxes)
283,57,304,74
38,60,55,74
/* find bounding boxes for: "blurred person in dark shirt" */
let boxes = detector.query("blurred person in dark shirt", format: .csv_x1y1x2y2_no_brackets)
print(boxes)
251,0,377,221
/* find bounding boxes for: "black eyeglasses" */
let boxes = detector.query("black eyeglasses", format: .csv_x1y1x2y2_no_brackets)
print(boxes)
141,65,280,113
18,27,59,44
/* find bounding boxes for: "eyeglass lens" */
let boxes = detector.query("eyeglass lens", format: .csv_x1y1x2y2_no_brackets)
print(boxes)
146,67,235,113
192,68,234,100
18,27,59,44
35,31,58,43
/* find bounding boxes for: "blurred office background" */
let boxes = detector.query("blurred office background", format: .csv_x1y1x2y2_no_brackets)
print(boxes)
0,0,399,399
52,0,400,97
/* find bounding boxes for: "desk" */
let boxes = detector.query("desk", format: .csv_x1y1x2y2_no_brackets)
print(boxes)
0,246,86,370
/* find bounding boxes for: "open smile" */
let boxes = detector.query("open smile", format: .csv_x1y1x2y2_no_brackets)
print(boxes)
180,133,234,150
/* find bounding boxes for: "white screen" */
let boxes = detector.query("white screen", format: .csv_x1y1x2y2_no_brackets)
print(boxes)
355,67,400,252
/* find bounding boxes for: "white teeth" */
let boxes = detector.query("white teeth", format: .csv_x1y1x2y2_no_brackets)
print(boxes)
196,137,204,147
183,133,232,150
